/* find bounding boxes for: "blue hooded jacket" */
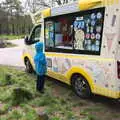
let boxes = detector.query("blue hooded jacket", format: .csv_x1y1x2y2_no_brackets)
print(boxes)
34,42,47,75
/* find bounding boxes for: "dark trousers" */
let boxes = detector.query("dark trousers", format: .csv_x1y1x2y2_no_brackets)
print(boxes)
37,75,45,91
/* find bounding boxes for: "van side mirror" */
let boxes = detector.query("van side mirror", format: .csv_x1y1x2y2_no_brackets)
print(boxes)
24,36,30,45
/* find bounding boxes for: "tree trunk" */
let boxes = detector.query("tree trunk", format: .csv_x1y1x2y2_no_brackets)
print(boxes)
12,23,15,34
0,24,1,34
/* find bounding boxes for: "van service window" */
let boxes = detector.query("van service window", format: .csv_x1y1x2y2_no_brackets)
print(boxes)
45,7,105,55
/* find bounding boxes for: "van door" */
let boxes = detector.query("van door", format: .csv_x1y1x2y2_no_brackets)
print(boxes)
26,24,42,67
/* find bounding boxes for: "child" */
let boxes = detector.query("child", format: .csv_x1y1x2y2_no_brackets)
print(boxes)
34,42,47,93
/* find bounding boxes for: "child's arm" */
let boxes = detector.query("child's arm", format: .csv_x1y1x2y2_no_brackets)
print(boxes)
39,54,47,65
39,54,47,73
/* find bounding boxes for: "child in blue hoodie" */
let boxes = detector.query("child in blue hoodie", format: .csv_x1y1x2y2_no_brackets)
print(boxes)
34,42,47,93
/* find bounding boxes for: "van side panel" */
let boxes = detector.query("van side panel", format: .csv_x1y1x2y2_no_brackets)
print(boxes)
46,52,120,98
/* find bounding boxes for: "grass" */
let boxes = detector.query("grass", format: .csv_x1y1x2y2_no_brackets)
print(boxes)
0,66,120,120
0,34,25,40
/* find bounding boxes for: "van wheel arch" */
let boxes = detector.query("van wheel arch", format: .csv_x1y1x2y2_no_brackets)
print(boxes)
24,57,34,73
71,73,92,98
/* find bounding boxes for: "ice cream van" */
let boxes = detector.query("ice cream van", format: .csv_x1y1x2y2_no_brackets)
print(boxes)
22,0,120,99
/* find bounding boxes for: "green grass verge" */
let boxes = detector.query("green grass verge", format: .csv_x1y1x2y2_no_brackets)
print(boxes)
0,66,120,120
0,35,25,40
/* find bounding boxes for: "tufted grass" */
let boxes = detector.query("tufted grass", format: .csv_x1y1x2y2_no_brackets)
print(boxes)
0,66,120,120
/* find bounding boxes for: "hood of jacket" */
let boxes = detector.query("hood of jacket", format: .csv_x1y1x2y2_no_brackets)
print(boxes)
35,42,43,53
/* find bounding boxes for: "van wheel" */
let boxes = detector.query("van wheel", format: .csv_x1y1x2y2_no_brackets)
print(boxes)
25,59,33,73
71,74,91,98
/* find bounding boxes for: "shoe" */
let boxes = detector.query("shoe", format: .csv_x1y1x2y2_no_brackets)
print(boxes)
40,90,44,94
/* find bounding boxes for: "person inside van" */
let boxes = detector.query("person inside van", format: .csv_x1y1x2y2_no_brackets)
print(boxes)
34,42,47,93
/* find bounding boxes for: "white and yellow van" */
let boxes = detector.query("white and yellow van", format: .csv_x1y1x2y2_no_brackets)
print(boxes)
22,0,120,99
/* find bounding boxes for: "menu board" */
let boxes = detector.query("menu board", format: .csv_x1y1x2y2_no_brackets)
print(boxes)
74,11,103,52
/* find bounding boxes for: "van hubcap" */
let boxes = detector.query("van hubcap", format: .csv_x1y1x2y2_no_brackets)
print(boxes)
75,77,87,95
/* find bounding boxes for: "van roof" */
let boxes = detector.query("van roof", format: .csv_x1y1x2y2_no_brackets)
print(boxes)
31,0,120,24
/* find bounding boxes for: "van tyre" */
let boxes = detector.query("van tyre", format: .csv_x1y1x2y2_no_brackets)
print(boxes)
72,74,91,99
25,59,33,73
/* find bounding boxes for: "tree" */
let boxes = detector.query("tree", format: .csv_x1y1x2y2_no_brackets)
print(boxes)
24,0,77,13
1,0,23,34
0,0,77,36
0,0,33,35
25,0,50,13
